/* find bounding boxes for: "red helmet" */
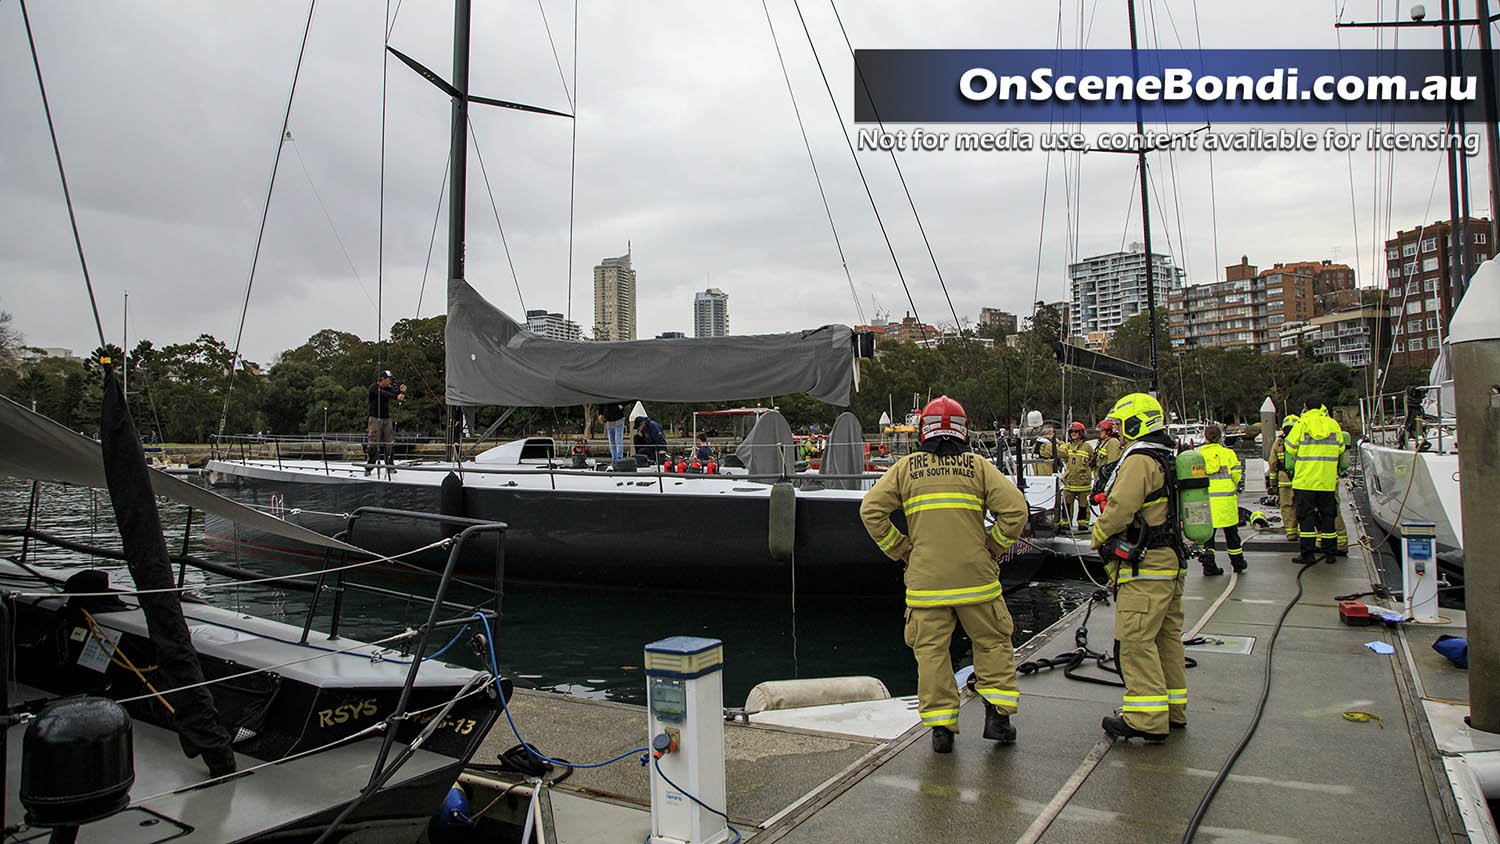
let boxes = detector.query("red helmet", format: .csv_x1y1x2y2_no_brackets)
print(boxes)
919,396,967,441
1069,422,1085,434
1098,419,1118,436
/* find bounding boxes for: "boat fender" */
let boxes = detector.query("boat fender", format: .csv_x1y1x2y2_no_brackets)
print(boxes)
439,472,465,538
768,481,796,561
21,696,135,827
743,676,891,713
427,784,476,842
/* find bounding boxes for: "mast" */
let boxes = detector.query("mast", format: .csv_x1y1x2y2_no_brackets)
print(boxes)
1476,0,1500,248
1126,0,1161,396
448,0,471,287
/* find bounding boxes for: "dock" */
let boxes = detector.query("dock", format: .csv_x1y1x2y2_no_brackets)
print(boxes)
464,479,1496,842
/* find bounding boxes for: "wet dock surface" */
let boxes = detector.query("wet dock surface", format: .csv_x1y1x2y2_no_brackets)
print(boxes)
469,485,1483,842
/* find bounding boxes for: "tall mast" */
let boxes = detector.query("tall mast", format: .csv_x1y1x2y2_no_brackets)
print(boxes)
1127,0,1161,396
447,0,472,287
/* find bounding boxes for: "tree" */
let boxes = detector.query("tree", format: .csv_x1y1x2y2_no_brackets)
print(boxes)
0,310,22,378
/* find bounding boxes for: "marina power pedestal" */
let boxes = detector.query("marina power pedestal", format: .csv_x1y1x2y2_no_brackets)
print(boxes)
1401,522,1439,622
644,636,731,844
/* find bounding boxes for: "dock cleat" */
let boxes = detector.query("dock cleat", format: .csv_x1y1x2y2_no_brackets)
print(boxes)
1102,714,1167,744
982,702,1017,744
931,726,955,754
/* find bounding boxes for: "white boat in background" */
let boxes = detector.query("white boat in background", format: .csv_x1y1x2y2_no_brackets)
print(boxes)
1354,262,1498,565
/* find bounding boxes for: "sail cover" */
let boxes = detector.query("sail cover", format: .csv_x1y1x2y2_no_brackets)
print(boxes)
819,412,866,490
446,280,855,406
0,394,362,554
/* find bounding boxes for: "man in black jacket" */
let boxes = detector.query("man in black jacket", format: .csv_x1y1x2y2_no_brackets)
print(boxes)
366,370,405,474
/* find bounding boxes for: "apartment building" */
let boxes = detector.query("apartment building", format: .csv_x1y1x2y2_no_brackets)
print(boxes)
524,309,582,342
1167,256,1316,352
1069,244,1183,338
1383,217,1491,368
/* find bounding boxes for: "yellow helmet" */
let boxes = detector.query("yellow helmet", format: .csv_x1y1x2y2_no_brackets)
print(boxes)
1281,413,1300,433
1103,392,1165,440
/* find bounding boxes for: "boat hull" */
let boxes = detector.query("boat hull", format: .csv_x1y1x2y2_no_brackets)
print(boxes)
203,460,1052,594
1357,442,1463,556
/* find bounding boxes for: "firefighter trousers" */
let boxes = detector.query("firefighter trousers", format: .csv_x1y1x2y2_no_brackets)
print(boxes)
905,599,1019,732
1061,489,1091,525
1114,575,1186,733
1294,489,1340,558
1282,472,1346,548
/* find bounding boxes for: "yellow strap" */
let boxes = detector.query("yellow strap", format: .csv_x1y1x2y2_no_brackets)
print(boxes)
1342,710,1383,728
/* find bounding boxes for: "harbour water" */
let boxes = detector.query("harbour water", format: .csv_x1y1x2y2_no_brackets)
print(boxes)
0,476,1092,706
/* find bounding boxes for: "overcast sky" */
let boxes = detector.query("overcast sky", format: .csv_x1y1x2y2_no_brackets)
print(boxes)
1,1,1488,366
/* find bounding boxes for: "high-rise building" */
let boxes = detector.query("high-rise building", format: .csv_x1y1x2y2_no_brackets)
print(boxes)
524,309,582,342
593,249,637,341
1069,243,1184,338
657,331,686,339
978,307,1018,335
693,288,729,337
1167,256,1316,353
1383,217,1491,368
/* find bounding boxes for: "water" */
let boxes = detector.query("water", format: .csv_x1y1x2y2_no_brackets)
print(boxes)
0,476,1093,706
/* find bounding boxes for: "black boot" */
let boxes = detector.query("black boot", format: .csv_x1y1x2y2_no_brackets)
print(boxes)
1202,562,1224,576
931,726,955,753
1101,714,1167,744
1229,554,1246,573
983,702,1017,744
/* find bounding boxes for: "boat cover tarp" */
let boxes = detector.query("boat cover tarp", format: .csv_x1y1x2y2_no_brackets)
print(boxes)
819,412,865,490
446,280,855,406
0,394,362,554
736,410,795,478
99,372,237,774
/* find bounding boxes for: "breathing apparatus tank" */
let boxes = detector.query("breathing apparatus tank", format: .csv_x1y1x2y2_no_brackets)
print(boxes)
1175,450,1214,544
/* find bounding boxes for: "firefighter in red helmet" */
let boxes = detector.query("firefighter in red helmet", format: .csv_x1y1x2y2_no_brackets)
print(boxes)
1059,421,1096,532
860,396,1030,753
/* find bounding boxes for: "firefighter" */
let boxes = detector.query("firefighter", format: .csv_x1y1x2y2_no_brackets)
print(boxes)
1196,424,1244,575
860,396,1029,753
1091,392,1187,742
1060,422,1096,532
1270,416,1299,541
1285,395,1347,564
1033,426,1060,476
1096,419,1124,472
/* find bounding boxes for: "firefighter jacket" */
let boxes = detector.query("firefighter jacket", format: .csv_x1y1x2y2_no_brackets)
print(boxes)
1090,439,1183,582
1197,441,1243,529
1270,436,1286,475
1033,437,1060,475
1097,436,1123,470
1061,439,1096,492
860,447,1028,608
1285,407,1345,492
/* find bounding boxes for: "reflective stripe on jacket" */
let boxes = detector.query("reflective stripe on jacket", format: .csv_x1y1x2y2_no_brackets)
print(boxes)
1061,440,1096,491
1097,436,1123,469
1285,408,1345,492
1196,441,1242,528
860,449,1029,607
1090,440,1183,581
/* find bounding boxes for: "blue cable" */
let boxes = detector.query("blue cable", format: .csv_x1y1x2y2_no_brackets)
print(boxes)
472,611,649,771
651,756,741,844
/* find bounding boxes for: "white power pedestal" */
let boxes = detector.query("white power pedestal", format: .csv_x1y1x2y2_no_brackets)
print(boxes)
644,636,731,844
1402,521,1439,622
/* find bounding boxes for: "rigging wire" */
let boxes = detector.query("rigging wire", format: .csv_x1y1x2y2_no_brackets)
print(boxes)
415,153,453,317
216,0,319,442
827,0,960,332
1022,1,1068,418
468,117,529,315
378,0,391,368
288,140,379,313
760,0,866,326
566,0,579,323
787,0,928,342
535,0,575,109
19,0,107,354
1190,0,1221,279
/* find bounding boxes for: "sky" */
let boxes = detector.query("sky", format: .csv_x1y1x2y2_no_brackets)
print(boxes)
0,0,1490,366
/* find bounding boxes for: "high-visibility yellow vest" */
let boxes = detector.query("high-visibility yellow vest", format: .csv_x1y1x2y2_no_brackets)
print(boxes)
1196,441,1242,528
1285,408,1344,492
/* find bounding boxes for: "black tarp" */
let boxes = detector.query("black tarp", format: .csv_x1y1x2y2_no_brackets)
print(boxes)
99,371,236,776
819,412,866,490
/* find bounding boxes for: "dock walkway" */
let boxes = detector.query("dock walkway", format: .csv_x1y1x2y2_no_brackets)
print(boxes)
470,483,1489,842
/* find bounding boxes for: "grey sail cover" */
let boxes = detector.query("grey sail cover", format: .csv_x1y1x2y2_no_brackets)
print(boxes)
446,279,854,406
0,394,362,554
819,412,865,490
735,410,795,478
